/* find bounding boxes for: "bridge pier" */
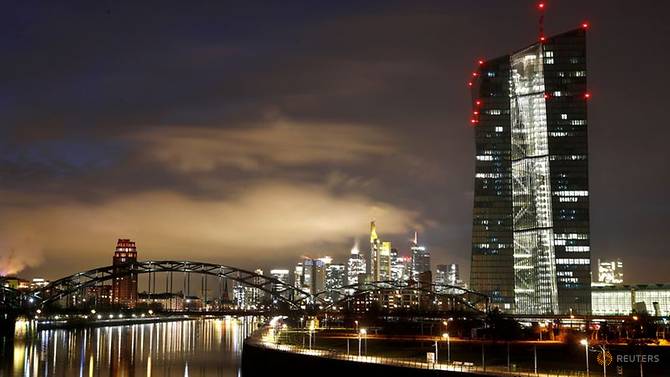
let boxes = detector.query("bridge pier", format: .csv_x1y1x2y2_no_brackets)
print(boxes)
0,311,17,337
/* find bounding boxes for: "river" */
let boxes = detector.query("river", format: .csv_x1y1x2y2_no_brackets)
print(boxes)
0,317,263,377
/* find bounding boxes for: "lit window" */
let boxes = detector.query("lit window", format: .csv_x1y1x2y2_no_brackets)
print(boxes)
556,258,590,265
561,114,568,120
495,126,503,132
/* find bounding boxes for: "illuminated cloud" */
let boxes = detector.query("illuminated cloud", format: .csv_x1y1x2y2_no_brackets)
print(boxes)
0,182,420,276
132,121,394,173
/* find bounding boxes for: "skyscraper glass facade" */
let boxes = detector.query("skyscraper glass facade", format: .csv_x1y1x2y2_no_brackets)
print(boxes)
470,28,591,314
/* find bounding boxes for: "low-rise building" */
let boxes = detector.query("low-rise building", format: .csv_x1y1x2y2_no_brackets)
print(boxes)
592,284,670,316
137,292,184,311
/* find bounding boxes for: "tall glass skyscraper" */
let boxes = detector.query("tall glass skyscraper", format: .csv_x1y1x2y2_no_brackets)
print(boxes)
470,28,591,315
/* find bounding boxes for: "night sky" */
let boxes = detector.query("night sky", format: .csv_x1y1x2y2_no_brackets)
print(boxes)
2,1,669,283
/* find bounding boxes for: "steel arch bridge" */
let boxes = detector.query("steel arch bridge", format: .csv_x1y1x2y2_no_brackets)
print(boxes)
29,260,315,310
1,286,22,310
315,280,491,314
3,263,491,316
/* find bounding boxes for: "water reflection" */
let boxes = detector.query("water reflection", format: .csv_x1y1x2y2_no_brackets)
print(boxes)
0,317,261,377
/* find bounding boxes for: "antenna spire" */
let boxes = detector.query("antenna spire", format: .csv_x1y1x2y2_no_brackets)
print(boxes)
538,2,546,42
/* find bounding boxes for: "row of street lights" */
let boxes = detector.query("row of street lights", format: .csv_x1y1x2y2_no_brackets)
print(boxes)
319,319,602,377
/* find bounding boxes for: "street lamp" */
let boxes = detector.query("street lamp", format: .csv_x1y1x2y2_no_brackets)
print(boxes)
442,333,450,364
354,320,359,331
580,339,590,377
358,328,367,356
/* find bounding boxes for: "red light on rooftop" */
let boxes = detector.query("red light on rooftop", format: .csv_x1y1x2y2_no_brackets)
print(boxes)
478,59,484,65
584,92,591,99
544,93,550,99
468,82,473,87
470,119,477,125
538,2,545,10
582,22,589,29
472,72,478,77
475,100,482,106
540,36,546,42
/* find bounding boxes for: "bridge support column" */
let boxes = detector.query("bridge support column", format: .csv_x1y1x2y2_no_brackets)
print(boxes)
0,312,17,337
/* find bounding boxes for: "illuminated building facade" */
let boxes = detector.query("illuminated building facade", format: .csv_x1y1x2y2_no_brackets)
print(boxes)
111,238,138,308
598,258,624,284
410,232,430,281
592,284,670,317
347,244,366,286
270,269,290,300
436,264,465,293
470,28,591,315
390,249,411,283
324,263,346,302
435,264,448,291
233,270,265,309
84,285,112,306
368,221,392,282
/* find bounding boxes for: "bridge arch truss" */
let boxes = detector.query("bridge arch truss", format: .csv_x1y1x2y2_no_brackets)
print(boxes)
30,261,313,310
315,280,490,314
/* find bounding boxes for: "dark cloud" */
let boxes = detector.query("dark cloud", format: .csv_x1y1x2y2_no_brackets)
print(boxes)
1,1,669,283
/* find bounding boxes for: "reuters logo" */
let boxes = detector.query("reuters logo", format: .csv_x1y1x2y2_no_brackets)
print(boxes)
597,350,613,366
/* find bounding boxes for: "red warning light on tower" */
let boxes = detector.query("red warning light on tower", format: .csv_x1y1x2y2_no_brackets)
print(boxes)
538,2,545,10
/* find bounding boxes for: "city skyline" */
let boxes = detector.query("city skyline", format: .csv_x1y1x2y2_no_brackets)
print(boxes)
2,1,670,284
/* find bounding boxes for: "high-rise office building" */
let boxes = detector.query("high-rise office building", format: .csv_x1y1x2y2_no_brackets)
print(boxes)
470,27,592,314
294,262,304,290
270,269,290,301
447,264,461,287
298,257,327,295
234,269,265,309
368,221,392,282
410,232,430,281
325,262,346,302
597,259,623,284
391,248,411,283
435,264,448,292
112,239,138,308
270,269,290,287
436,264,464,293
347,243,367,286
